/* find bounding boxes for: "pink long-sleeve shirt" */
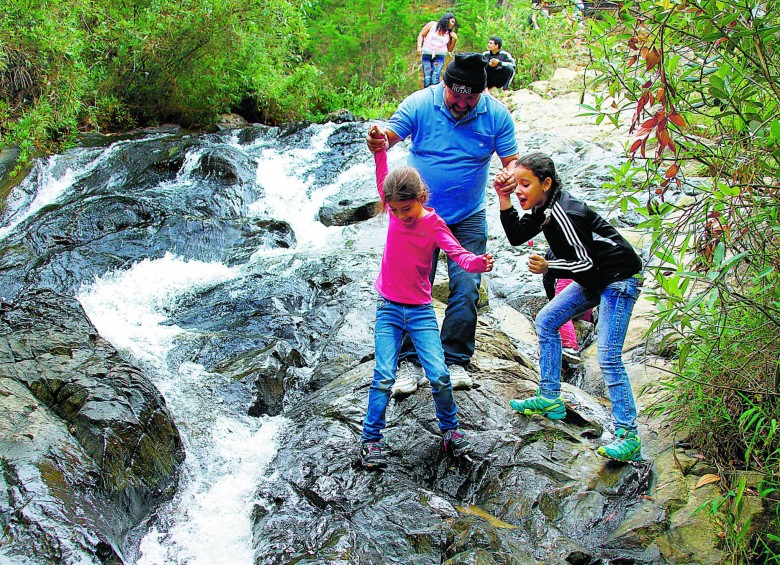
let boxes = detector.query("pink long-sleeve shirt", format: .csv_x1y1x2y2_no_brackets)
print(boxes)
374,149,490,305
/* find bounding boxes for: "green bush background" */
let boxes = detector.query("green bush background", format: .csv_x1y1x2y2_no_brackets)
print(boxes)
0,0,572,160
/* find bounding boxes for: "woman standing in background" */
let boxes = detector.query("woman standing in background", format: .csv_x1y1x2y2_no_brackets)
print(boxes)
417,12,457,88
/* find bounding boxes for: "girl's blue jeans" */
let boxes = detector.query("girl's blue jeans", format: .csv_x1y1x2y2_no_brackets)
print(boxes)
362,297,458,443
399,210,487,367
535,276,641,432
421,54,446,88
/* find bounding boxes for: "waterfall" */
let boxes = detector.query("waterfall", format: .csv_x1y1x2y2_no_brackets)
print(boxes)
77,253,283,564
36,123,380,563
2,92,677,564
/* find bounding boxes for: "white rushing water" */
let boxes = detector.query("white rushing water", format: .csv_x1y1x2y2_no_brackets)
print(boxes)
71,128,372,563
0,136,170,241
77,253,288,565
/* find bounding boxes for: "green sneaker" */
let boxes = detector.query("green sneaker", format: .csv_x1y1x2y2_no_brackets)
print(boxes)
597,428,643,462
509,389,566,420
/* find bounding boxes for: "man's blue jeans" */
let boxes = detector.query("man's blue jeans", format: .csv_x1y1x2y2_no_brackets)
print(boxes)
362,297,459,443
399,210,487,367
421,54,446,88
535,276,641,432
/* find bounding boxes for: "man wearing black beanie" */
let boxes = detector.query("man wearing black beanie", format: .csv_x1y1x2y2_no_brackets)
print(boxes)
366,52,519,393
443,52,489,95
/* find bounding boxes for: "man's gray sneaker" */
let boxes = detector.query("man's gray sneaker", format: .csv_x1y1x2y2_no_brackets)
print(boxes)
392,361,422,396
562,347,582,365
448,364,473,390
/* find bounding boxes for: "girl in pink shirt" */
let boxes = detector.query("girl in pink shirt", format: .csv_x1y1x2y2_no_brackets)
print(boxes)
360,126,494,470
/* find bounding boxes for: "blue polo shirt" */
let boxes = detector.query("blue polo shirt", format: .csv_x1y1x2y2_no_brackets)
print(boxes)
386,83,518,224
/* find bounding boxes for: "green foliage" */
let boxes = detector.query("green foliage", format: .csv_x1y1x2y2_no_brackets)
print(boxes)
303,0,579,118
0,0,319,155
303,0,421,96
586,1,780,560
1,0,580,160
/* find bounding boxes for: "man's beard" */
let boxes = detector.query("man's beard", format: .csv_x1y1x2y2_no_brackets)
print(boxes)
447,104,469,120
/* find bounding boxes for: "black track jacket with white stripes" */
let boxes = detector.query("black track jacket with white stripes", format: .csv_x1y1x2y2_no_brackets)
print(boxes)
499,191,642,291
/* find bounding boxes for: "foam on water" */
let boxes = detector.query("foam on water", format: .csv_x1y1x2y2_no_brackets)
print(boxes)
0,136,170,240
77,253,288,564
0,156,79,240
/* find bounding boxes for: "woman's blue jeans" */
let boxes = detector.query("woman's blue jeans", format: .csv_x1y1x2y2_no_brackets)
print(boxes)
535,276,641,432
362,297,459,443
421,54,446,87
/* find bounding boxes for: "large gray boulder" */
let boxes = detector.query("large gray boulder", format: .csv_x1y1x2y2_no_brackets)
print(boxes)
0,289,184,563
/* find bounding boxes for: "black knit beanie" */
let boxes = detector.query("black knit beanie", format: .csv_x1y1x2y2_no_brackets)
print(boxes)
443,52,487,94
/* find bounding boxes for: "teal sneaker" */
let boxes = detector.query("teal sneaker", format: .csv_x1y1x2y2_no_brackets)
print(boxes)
509,389,566,420
597,428,643,462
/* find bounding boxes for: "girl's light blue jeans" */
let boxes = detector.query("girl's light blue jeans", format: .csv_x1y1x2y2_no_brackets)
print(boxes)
421,54,446,88
535,276,641,432
362,297,458,443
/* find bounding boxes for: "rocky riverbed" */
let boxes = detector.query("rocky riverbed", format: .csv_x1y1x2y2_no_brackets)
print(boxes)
0,69,744,564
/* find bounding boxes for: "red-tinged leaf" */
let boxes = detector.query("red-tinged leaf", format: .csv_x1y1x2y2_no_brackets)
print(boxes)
657,86,666,103
640,46,649,58
661,178,670,187
668,137,677,153
628,37,639,50
657,129,672,157
635,126,653,138
665,163,680,178
627,55,637,67
649,91,655,105
630,139,643,153
655,188,663,194
669,113,686,128
645,48,662,72
641,117,659,129
675,178,681,187
714,37,727,48
643,79,652,89
636,92,650,114
641,140,647,159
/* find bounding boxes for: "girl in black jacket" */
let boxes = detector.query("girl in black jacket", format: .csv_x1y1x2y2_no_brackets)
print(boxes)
495,152,644,462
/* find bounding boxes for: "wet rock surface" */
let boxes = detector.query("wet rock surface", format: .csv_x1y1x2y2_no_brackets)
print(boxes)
0,289,184,563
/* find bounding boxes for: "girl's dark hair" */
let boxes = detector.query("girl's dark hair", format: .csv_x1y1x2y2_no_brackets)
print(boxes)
518,152,563,199
437,12,455,33
375,166,429,215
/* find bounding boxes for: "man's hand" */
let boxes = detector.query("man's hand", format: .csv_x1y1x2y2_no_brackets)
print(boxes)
489,58,500,67
367,127,401,154
366,126,387,154
493,166,516,196
528,253,549,274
